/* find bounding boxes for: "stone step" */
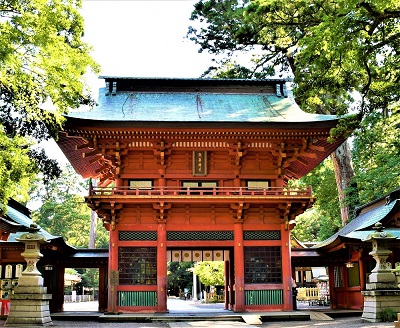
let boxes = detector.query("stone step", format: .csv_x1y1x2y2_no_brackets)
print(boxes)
307,312,333,321
241,315,262,325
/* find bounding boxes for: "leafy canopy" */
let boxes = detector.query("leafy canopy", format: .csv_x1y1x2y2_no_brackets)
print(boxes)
193,261,224,287
188,0,400,122
32,165,108,248
189,0,400,234
291,159,342,241
0,0,99,207
167,261,194,294
0,129,37,205
351,108,400,204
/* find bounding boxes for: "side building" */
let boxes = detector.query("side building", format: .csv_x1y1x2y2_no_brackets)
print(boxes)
57,77,347,313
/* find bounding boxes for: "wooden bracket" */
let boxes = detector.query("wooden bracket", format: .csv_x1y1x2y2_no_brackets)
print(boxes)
230,202,249,223
229,141,247,170
153,202,171,223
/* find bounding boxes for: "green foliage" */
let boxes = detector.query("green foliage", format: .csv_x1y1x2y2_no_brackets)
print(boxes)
193,261,224,287
0,126,37,206
189,0,400,119
291,209,321,242
380,308,397,322
32,165,108,248
0,0,99,206
189,0,400,238
350,109,400,205
76,268,99,288
291,159,341,241
167,262,194,295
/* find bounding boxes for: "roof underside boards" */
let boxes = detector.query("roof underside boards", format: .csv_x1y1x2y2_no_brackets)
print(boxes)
0,217,21,233
291,249,322,257
314,196,399,250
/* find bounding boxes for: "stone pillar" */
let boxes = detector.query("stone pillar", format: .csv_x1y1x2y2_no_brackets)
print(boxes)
361,223,400,322
6,224,52,326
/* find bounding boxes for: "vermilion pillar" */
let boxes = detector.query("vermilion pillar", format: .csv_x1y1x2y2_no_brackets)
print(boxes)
224,260,229,310
157,222,167,312
233,222,245,312
281,227,292,310
108,228,118,313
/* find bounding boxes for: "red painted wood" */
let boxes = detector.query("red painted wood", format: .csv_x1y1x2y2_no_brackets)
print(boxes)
157,223,168,312
108,229,119,313
280,226,292,311
224,260,229,310
233,223,245,312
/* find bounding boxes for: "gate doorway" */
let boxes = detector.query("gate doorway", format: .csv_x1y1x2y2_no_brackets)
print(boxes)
166,248,233,313
63,268,99,312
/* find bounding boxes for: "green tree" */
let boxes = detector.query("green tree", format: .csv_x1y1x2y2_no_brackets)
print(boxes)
76,268,99,293
291,159,342,241
193,261,224,287
167,262,194,296
351,108,400,205
32,165,108,248
0,130,37,205
0,0,99,207
188,0,400,225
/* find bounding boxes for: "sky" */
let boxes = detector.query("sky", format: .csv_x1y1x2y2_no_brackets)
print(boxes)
81,0,215,85
45,0,217,165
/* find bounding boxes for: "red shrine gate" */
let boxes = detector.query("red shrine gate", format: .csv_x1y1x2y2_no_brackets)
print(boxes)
57,77,346,313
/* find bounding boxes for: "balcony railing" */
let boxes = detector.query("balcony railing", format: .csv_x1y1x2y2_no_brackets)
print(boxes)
88,186,312,198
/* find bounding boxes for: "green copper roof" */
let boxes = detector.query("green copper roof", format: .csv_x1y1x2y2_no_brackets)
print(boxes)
68,89,339,123
1,202,58,241
314,191,400,249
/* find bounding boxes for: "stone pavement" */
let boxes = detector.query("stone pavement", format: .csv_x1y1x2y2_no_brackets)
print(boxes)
0,298,396,327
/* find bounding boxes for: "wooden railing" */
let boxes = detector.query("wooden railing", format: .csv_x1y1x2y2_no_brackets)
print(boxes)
88,186,312,198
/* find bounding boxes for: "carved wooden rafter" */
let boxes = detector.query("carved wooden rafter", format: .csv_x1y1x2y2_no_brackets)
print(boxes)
230,202,249,223
272,138,323,175
153,140,172,170
79,136,133,182
88,201,123,230
277,202,291,230
153,202,171,223
229,141,248,173
107,141,129,176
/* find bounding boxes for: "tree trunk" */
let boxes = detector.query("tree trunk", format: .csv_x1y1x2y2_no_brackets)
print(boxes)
331,141,355,226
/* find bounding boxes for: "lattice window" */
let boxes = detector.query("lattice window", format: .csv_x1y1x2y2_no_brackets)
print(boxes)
244,246,282,284
243,231,281,240
119,231,157,241
118,247,157,285
167,231,234,241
